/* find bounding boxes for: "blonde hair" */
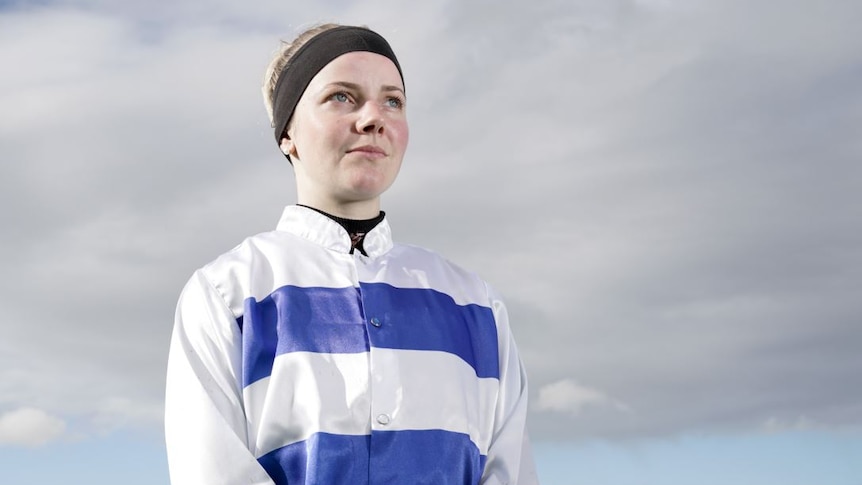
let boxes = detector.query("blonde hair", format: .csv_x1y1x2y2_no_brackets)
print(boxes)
261,23,341,130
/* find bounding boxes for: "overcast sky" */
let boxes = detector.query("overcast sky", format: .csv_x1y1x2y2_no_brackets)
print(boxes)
1,0,861,483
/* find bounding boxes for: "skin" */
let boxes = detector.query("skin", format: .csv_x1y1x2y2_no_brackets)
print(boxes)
280,51,409,219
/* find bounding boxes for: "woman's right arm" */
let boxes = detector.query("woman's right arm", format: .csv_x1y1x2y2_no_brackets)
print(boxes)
165,270,274,485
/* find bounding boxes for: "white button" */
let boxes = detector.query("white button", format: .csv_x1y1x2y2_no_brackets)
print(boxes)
376,413,391,425
370,317,382,327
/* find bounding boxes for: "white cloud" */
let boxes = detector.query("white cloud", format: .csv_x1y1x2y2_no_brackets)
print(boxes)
536,379,629,415
0,407,66,447
762,415,817,433
90,397,164,434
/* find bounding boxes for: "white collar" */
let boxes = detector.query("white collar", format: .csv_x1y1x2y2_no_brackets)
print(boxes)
275,205,394,257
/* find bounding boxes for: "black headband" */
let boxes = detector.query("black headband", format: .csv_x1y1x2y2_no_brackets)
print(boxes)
271,26,404,145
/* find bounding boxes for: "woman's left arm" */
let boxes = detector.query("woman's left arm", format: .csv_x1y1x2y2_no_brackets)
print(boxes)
481,287,541,484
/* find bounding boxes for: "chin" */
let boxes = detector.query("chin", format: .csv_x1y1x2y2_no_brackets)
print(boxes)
343,187,385,204
345,172,395,199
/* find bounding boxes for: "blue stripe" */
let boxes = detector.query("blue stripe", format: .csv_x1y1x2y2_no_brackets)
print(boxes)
240,283,500,387
258,433,370,485
241,286,368,387
258,430,486,485
369,429,487,484
360,283,500,379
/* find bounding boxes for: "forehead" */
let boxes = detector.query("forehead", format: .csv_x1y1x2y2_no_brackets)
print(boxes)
307,51,404,91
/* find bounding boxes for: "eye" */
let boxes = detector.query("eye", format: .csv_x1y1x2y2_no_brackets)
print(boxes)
385,96,404,109
329,91,351,103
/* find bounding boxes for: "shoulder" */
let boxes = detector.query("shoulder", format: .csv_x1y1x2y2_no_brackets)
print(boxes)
391,242,481,278
385,242,497,307
190,229,303,317
199,229,287,278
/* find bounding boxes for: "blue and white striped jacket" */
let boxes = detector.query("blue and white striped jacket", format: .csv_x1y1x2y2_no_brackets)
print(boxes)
166,205,537,484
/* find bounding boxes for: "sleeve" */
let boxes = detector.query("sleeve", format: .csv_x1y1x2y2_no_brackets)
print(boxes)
481,286,541,485
165,270,275,485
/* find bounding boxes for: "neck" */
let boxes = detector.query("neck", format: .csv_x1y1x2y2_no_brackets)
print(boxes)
298,204,384,231
295,195,381,220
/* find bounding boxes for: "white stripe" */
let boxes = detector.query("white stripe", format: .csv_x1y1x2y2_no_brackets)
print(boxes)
358,246,491,307
243,352,372,456
369,348,499,454
205,232,359,315
243,349,499,457
206,233,491,317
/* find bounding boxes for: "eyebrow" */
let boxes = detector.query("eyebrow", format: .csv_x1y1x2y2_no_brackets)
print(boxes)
381,85,405,95
324,81,405,95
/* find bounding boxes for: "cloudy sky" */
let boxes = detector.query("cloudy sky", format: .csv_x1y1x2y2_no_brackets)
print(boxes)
1,0,861,483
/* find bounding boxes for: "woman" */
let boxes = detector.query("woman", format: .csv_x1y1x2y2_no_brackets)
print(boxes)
165,24,537,484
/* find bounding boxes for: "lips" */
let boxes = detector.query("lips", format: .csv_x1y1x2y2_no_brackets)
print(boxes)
347,145,387,156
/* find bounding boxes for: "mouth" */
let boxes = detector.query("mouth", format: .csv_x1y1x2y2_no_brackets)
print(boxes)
347,145,387,157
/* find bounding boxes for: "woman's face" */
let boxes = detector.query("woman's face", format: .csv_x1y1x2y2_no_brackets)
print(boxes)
283,51,409,217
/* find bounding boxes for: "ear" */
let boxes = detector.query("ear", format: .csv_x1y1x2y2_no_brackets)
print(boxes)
279,136,295,157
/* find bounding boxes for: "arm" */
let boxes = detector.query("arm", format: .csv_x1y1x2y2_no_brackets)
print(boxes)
481,288,540,485
165,270,274,485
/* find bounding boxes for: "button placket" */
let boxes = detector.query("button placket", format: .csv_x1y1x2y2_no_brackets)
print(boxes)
357,266,397,433
367,334,400,431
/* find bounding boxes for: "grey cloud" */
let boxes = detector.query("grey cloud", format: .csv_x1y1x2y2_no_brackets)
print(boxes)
395,0,862,440
1,0,860,444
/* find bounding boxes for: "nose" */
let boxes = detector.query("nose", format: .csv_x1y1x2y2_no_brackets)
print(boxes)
356,101,385,134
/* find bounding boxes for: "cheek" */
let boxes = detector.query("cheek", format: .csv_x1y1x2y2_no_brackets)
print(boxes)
315,118,353,145
296,118,341,156
390,120,409,151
